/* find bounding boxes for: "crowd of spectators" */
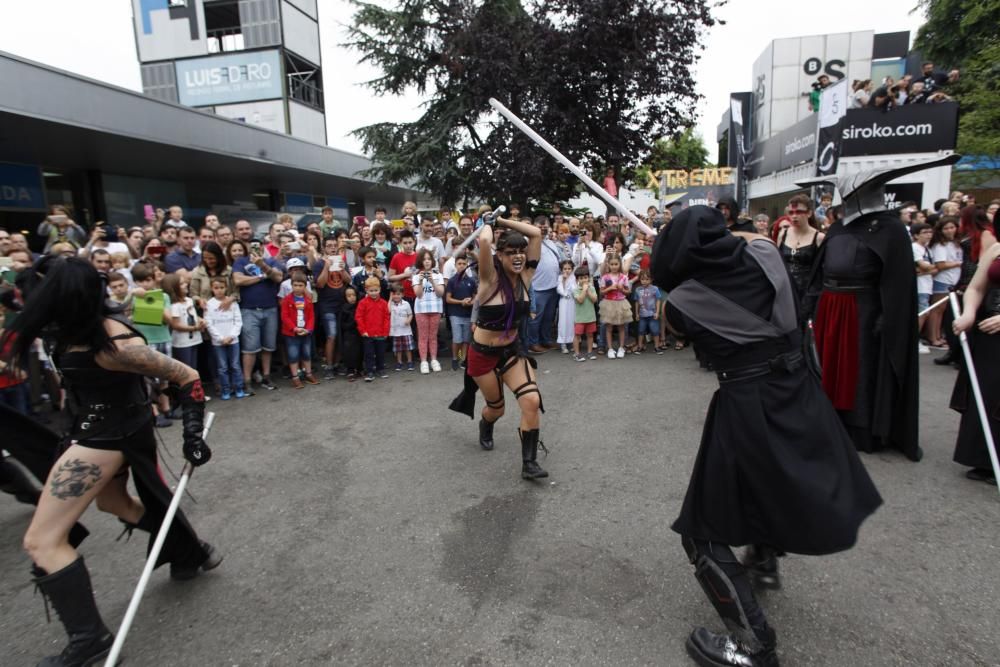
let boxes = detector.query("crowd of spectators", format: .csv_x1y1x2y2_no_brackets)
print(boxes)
804,61,962,111
2,190,996,423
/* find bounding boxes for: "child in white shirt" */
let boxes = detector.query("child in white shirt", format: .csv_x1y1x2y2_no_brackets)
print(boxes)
204,276,246,399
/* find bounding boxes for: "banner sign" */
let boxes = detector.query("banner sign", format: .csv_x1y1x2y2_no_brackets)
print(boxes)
840,103,958,156
0,163,46,211
815,79,849,177
883,183,924,210
661,169,736,210
175,50,283,107
749,103,958,179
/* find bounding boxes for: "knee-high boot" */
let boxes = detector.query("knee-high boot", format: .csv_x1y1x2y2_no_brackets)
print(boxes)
519,429,548,479
479,417,496,451
742,544,782,590
682,537,779,667
33,556,114,667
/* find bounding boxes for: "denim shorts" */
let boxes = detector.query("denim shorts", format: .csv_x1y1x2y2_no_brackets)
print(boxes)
319,308,337,338
449,316,472,344
637,316,660,336
916,293,930,311
932,280,953,294
285,335,313,364
240,306,278,354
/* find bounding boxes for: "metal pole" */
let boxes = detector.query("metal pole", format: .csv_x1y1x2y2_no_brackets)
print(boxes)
106,412,216,666
949,293,1000,498
488,98,655,238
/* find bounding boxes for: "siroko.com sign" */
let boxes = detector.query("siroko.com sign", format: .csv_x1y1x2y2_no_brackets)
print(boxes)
175,50,282,107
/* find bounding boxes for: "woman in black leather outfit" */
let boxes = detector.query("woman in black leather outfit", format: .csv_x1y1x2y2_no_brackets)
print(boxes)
449,216,548,480
1,257,219,667
777,194,825,305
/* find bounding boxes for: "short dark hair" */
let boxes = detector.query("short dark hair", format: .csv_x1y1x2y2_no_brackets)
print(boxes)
131,261,156,282
390,283,404,294
358,245,376,259
106,271,127,285
397,229,414,241
210,276,228,287
321,206,333,213
374,206,387,214
574,265,590,278
178,226,195,235
910,222,932,237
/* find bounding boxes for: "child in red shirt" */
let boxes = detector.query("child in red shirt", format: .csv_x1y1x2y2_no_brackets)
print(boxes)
355,276,391,381
280,274,319,388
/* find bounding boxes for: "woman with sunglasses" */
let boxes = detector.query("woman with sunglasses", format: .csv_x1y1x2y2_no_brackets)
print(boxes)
449,216,548,480
778,194,825,304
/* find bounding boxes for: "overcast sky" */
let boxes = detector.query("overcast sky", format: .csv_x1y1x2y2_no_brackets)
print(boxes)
2,0,924,159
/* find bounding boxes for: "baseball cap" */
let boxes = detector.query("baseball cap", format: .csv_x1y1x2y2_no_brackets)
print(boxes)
286,257,306,270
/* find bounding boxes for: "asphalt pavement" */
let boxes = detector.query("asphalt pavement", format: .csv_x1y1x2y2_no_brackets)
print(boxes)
2,349,998,666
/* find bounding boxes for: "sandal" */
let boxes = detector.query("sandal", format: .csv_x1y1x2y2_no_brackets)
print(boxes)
674,341,685,351
291,378,304,389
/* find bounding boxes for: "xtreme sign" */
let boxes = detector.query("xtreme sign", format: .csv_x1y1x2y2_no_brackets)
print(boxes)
646,168,734,192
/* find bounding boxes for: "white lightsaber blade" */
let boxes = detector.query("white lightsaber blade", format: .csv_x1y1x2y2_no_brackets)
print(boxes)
106,411,216,666
917,297,948,318
948,293,1000,499
488,98,655,238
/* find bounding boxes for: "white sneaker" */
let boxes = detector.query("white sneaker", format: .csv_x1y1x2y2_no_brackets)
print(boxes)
420,361,430,374
560,344,570,354
918,343,931,354
616,347,626,358
607,349,616,360
430,359,442,372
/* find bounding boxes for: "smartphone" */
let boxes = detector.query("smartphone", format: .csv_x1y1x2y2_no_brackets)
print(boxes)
48,214,68,224
250,241,262,252
147,245,167,257
143,204,155,219
288,241,302,251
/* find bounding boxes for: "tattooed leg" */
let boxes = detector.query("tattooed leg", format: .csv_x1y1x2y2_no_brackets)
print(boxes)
24,445,126,573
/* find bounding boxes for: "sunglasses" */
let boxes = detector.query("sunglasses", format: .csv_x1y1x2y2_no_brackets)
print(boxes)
501,249,526,256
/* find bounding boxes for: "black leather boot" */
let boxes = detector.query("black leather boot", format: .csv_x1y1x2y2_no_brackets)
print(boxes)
170,541,224,581
686,626,779,667
742,544,782,590
33,556,114,667
0,455,41,505
519,429,548,479
478,417,496,451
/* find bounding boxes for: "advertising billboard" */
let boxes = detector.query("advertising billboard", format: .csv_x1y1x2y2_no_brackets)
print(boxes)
175,50,283,107
214,100,287,133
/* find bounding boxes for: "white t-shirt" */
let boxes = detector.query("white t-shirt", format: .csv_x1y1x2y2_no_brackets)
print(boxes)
389,299,413,337
415,235,445,264
411,270,445,313
931,241,962,286
169,297,201,348
912,242,933,294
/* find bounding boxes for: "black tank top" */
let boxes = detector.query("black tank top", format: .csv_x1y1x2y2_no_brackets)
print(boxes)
55,319,151,440
477,276,530,331
778,229,820,296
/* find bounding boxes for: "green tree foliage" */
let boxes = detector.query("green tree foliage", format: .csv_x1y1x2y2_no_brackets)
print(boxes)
914,0,1000,162
633,127,711,190
347,0,717,206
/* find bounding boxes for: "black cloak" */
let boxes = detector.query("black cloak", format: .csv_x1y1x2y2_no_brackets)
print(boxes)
652,206,881,554
804,212,921,461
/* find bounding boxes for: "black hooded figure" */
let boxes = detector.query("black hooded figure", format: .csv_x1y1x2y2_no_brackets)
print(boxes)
798,154,960,462
715,196,754,233
651,206,882,667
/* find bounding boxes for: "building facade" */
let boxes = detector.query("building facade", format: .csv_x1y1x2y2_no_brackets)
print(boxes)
133,0,326,144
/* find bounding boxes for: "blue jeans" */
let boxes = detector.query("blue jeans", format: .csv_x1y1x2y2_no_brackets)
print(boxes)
213,343,245,394
363,337,387,374
172,344,199,370
527,287,558,346
284,335,313,364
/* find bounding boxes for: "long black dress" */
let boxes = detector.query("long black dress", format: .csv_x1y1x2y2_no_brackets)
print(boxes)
653,210,882,555
806,213,921,461
950,257,1000,473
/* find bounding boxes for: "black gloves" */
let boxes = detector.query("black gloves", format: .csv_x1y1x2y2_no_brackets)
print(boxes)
177,380,212,466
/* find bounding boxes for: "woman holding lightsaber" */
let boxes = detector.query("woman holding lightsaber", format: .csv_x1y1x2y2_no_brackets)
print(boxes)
449,216,549,480
1,256,219,667
950,241,1000,485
